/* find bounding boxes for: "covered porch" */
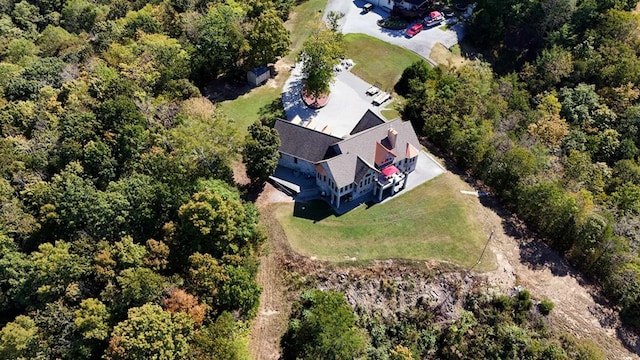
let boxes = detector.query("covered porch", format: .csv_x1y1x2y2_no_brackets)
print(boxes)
373,165,407,201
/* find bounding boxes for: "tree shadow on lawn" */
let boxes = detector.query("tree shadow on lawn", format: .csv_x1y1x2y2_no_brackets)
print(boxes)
203,74,253,102
293,200,334,222
478,194,581,279
258,98,286,127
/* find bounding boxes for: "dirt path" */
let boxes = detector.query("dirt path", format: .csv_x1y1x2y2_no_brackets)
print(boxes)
476,195,640,359
248,184,294,360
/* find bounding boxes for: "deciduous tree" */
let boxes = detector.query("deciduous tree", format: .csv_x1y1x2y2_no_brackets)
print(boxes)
298,23,344,100
282,290,367,359
247,7,289,69
106,303,194,360
242,120,280,185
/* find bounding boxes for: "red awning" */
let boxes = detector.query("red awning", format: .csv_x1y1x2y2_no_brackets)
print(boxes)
381,165,399,177
429,11,441,18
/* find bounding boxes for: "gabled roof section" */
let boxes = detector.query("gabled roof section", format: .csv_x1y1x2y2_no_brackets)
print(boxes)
350,110,385,135
274,119,342,162
374,142,396,167
354,157,374,183
338,118,421,166
321,154,357,188
406,143,420,158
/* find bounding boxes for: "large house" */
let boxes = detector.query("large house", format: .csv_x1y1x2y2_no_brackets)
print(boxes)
367,0,433,16
274,110,421,208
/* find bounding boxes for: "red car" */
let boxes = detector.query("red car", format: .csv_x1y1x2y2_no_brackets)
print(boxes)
406,23,423,37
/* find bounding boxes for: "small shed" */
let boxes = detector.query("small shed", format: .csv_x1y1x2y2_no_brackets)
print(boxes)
247,66,270,87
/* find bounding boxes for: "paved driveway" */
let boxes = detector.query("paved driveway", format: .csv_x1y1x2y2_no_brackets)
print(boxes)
282,62,390,138
324,0,466,61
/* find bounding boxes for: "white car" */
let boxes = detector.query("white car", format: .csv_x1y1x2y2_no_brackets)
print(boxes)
366,86,380,96
424,11,445,27
372,91,391,105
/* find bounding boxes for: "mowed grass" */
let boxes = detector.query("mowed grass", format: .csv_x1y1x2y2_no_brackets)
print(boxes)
285,0,327,62
217,0,328,133
218,87,281,134
343,33,424,92
380,107,401,120
275,172,496,271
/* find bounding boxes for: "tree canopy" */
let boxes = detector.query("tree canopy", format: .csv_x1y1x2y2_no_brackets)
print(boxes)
298,23,344,99
0,0,289,357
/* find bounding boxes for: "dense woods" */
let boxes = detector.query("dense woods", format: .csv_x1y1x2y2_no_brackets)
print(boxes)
2,0,640,356
0,0,291,358
399,0,640,327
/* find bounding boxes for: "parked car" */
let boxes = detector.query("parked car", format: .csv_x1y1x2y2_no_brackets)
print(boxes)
372,91,391,106
406,23,423,37
423,11,444,27
363,2,374,13
442,6,455,17
366,86,380,96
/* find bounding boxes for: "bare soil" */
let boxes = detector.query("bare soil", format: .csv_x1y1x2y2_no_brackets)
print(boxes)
248,183,295,360
478,195,640,359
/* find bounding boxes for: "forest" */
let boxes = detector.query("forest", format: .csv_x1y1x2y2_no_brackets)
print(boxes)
399,0,640,328
2,0,640,357
0,0,290,358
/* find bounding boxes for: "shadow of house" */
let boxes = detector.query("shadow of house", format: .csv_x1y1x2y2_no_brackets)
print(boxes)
293,200,334,222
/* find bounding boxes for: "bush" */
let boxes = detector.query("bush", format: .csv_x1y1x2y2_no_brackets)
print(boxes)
538,299,555,315
377,17,407,30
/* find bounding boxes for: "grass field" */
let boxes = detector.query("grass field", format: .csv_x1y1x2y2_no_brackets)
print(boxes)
343,33,424,92
380,107,401,120
218,87,281,134
285,0,327,62
217,0,328,133
275,172,496,270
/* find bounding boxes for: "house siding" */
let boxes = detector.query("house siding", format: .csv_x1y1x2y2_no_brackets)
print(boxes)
279,154,315,175
397,155,418,173
369,0,394,12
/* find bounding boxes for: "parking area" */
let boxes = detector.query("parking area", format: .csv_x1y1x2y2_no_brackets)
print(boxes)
324,0,466,62
282,61,390,138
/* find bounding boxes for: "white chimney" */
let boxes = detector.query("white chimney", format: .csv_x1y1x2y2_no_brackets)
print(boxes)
388,128,398,149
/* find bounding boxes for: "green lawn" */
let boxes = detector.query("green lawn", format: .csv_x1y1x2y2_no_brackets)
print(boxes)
343,33,424,92
380,107,401,120
285,0,328,62
275,173,496,271
218,87,281,134
217,0,328,134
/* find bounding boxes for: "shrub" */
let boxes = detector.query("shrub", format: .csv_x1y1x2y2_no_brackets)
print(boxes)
538,299,555,315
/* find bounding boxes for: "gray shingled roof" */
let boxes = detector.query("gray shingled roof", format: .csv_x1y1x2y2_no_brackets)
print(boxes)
274,119,342,162
337,118,420,167
275,113,421,188
350,110,385,135
321,154,356,188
